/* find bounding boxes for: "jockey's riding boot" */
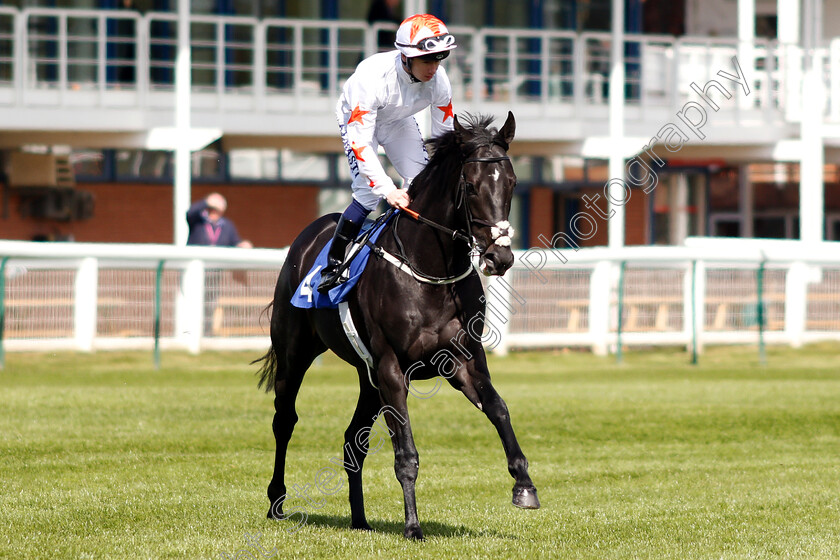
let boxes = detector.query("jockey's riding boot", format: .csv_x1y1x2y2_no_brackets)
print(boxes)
317,216,363,293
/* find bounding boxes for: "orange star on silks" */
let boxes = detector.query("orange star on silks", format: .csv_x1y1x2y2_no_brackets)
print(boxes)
348,105,370,126
368,178,375,188
437,100,454,122
351,142,366,162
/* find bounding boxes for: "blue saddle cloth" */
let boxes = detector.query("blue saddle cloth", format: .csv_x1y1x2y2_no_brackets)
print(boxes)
290,214,392,310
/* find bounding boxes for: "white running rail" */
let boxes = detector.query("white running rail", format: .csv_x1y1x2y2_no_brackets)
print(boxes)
2,239,840,356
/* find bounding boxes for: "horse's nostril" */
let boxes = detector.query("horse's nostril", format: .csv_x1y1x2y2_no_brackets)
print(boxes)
480,249,513,276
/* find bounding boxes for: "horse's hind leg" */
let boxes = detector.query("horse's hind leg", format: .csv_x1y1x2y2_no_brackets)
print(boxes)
342,374,381,530
266,312,326,520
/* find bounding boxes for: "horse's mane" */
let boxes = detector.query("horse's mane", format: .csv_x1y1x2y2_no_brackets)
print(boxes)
412,113,499,197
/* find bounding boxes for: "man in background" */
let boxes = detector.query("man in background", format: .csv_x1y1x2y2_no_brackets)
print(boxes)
186,192,252,249
186,193,252,336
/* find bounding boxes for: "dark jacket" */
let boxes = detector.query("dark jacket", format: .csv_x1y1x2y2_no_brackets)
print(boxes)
186,200,243,247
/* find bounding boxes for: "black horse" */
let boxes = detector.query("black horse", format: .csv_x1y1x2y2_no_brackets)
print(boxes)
255,112,539,540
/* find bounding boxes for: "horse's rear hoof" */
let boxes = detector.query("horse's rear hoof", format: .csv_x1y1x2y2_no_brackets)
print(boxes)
352,521,373,531
512,485,540,509
404,525,425,540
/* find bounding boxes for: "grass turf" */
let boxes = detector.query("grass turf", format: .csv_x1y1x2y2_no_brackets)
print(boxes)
1,344,840,559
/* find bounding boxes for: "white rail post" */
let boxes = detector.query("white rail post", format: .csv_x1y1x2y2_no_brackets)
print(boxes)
784,261,809,348
682,259,693,349
176,258,204,354
589,260,612,356
690,259,706,357
483,274,512,357
74,257,98,352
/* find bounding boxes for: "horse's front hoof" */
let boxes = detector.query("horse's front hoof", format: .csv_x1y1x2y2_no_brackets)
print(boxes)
512,485,540,509
267,500,284,519
404,525,425,540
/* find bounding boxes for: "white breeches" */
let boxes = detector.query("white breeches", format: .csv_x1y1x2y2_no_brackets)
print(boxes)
342,117,429,210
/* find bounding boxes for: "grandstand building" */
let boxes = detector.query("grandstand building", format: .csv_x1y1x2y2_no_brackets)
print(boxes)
1,0,839,249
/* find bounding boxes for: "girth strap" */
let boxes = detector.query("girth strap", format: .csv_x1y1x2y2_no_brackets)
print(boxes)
338,301,378,389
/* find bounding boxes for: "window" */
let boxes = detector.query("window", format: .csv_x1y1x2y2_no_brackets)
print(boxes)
229,149,280,180
828,216,840,241
753,213,798,239
70,149,107,179
192,148,222,179
280,150,329,181
116,149,170,179
511,156,534,182
711,217,741,237
228,149,330,181
753,216,786,239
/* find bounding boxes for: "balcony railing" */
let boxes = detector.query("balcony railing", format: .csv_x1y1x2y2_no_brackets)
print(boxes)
0,7,838,131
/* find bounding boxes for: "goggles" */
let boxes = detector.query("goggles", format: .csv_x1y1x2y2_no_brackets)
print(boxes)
396,33,456,52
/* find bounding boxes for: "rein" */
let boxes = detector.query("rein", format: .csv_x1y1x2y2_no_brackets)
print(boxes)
392,155,510,243
403,153,511,240
399,206,471,244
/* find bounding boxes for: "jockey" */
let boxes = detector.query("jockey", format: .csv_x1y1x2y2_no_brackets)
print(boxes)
317,13,457,293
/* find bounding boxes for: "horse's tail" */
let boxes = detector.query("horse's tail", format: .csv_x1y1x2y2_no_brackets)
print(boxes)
252,344,278,392
252,301,277,392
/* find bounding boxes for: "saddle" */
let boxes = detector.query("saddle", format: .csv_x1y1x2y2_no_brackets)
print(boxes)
290,211,394,310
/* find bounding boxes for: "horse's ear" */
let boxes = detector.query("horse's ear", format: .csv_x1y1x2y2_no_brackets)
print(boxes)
453,114,468,146
497,111,516,147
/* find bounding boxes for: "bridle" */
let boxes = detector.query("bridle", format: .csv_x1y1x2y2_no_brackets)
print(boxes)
379,146,512,284
459,153,512,234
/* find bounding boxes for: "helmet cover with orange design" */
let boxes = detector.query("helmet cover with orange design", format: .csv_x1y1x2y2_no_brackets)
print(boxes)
394,14,457,60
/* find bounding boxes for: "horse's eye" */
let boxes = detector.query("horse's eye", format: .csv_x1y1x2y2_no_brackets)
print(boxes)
465,182,477,195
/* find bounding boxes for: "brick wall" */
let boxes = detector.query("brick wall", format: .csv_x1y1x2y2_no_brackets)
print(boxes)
1,182,320,248
566,187,650,247
525,185,651,249
576,187,610,247
823,183,840,211
527,186,554,248
624,187,649,245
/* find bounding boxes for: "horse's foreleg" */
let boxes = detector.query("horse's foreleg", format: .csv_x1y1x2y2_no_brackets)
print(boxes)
377,353,424,540
455,362,540,510
479,382,540,509
343,378,381,530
